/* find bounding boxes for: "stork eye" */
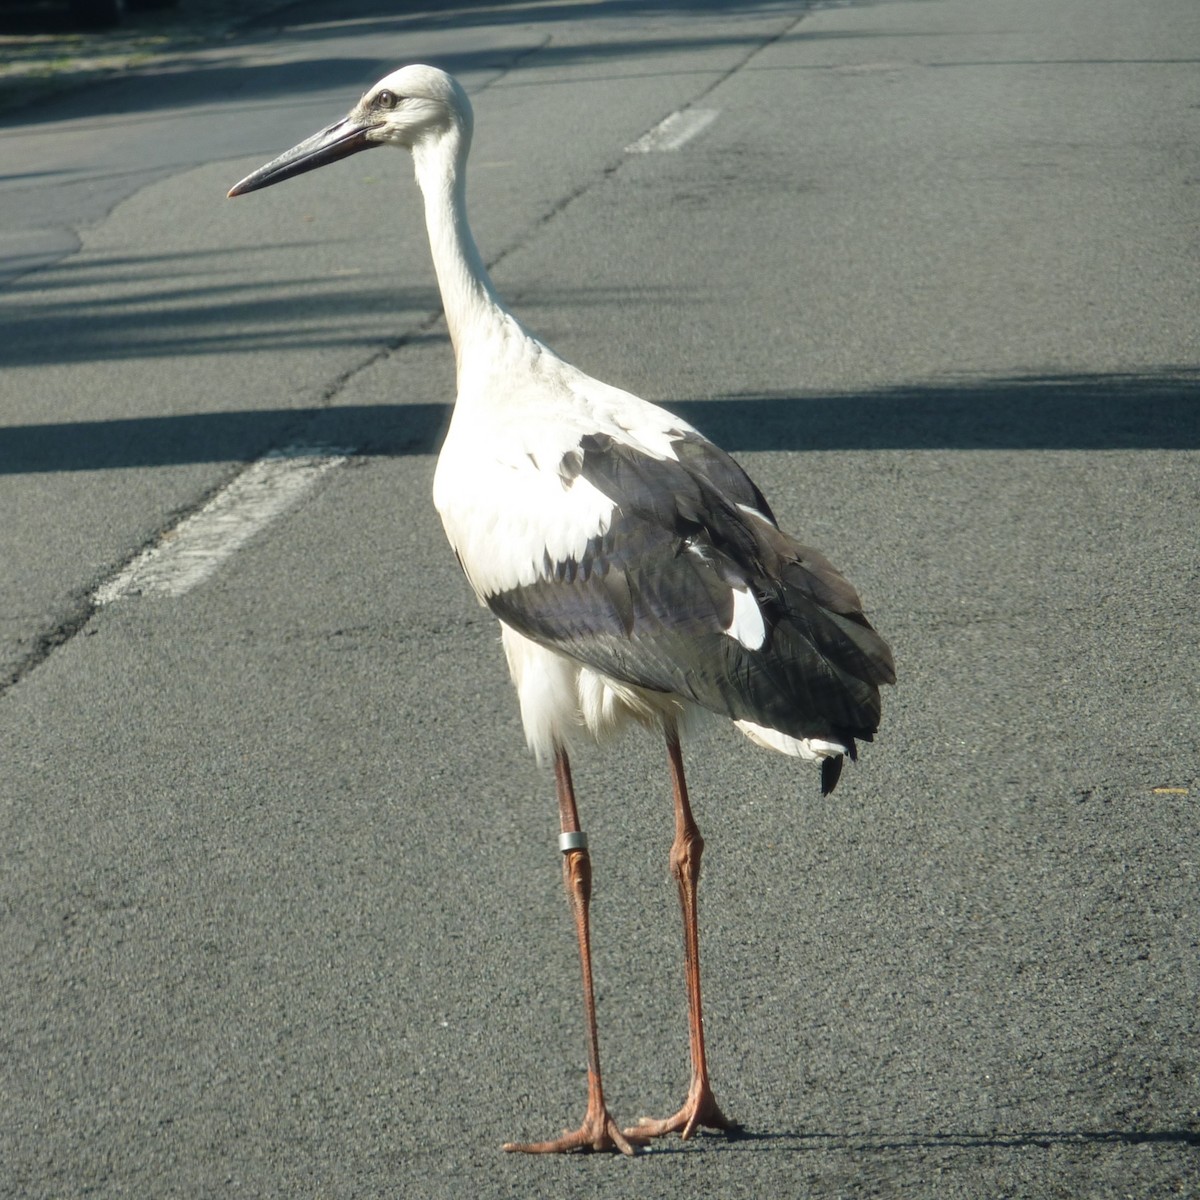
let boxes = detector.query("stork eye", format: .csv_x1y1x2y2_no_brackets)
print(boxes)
374,89,400,110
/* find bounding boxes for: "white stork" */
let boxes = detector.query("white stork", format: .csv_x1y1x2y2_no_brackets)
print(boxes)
229,65,894,1156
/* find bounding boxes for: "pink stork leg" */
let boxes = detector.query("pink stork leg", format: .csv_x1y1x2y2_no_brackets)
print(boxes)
503,746,644,1155
626,730,738,1140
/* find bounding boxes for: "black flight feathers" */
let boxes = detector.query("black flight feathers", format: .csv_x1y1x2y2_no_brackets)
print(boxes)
484,431,895,774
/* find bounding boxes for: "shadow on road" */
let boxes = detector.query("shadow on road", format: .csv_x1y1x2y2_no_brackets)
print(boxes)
641,1124,1200,1158
2,369,1197,476
0,0,897,130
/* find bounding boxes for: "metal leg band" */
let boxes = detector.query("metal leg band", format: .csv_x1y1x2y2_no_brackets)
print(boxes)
558,830,588,853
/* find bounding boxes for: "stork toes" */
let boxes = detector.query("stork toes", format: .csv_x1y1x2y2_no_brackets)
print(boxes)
625,1083,740,1141
504,1108,648,1156
504,1090,739,1155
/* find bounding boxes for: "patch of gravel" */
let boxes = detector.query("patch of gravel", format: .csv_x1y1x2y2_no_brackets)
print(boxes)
0,0,299,113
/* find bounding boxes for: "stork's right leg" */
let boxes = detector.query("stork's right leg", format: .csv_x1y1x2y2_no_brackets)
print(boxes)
503,746,643,1155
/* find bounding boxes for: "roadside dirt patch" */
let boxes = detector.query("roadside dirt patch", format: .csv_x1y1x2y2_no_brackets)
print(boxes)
0,0,297,113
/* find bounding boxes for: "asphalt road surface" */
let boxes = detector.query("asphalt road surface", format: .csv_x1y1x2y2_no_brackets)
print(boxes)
2,0,1198,1196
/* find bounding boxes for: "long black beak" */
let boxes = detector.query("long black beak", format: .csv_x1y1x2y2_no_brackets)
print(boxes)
228,115,378,197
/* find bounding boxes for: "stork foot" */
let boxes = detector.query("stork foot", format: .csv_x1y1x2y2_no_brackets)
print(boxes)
624,1082,739,1141
504,1106,647,1155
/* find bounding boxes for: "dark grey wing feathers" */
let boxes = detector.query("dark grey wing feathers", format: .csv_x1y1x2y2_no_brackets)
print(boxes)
484,429,894,755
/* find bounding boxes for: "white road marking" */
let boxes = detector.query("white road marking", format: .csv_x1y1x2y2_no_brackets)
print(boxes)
625,108,719,154
95,443,350,604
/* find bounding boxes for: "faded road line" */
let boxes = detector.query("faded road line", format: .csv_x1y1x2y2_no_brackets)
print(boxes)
626,108,719,153
95,444,351,604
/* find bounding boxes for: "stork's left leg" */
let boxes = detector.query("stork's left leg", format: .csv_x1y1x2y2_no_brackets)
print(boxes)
625,731,739,1140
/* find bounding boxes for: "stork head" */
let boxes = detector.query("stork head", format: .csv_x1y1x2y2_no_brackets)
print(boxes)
228,65,472,197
